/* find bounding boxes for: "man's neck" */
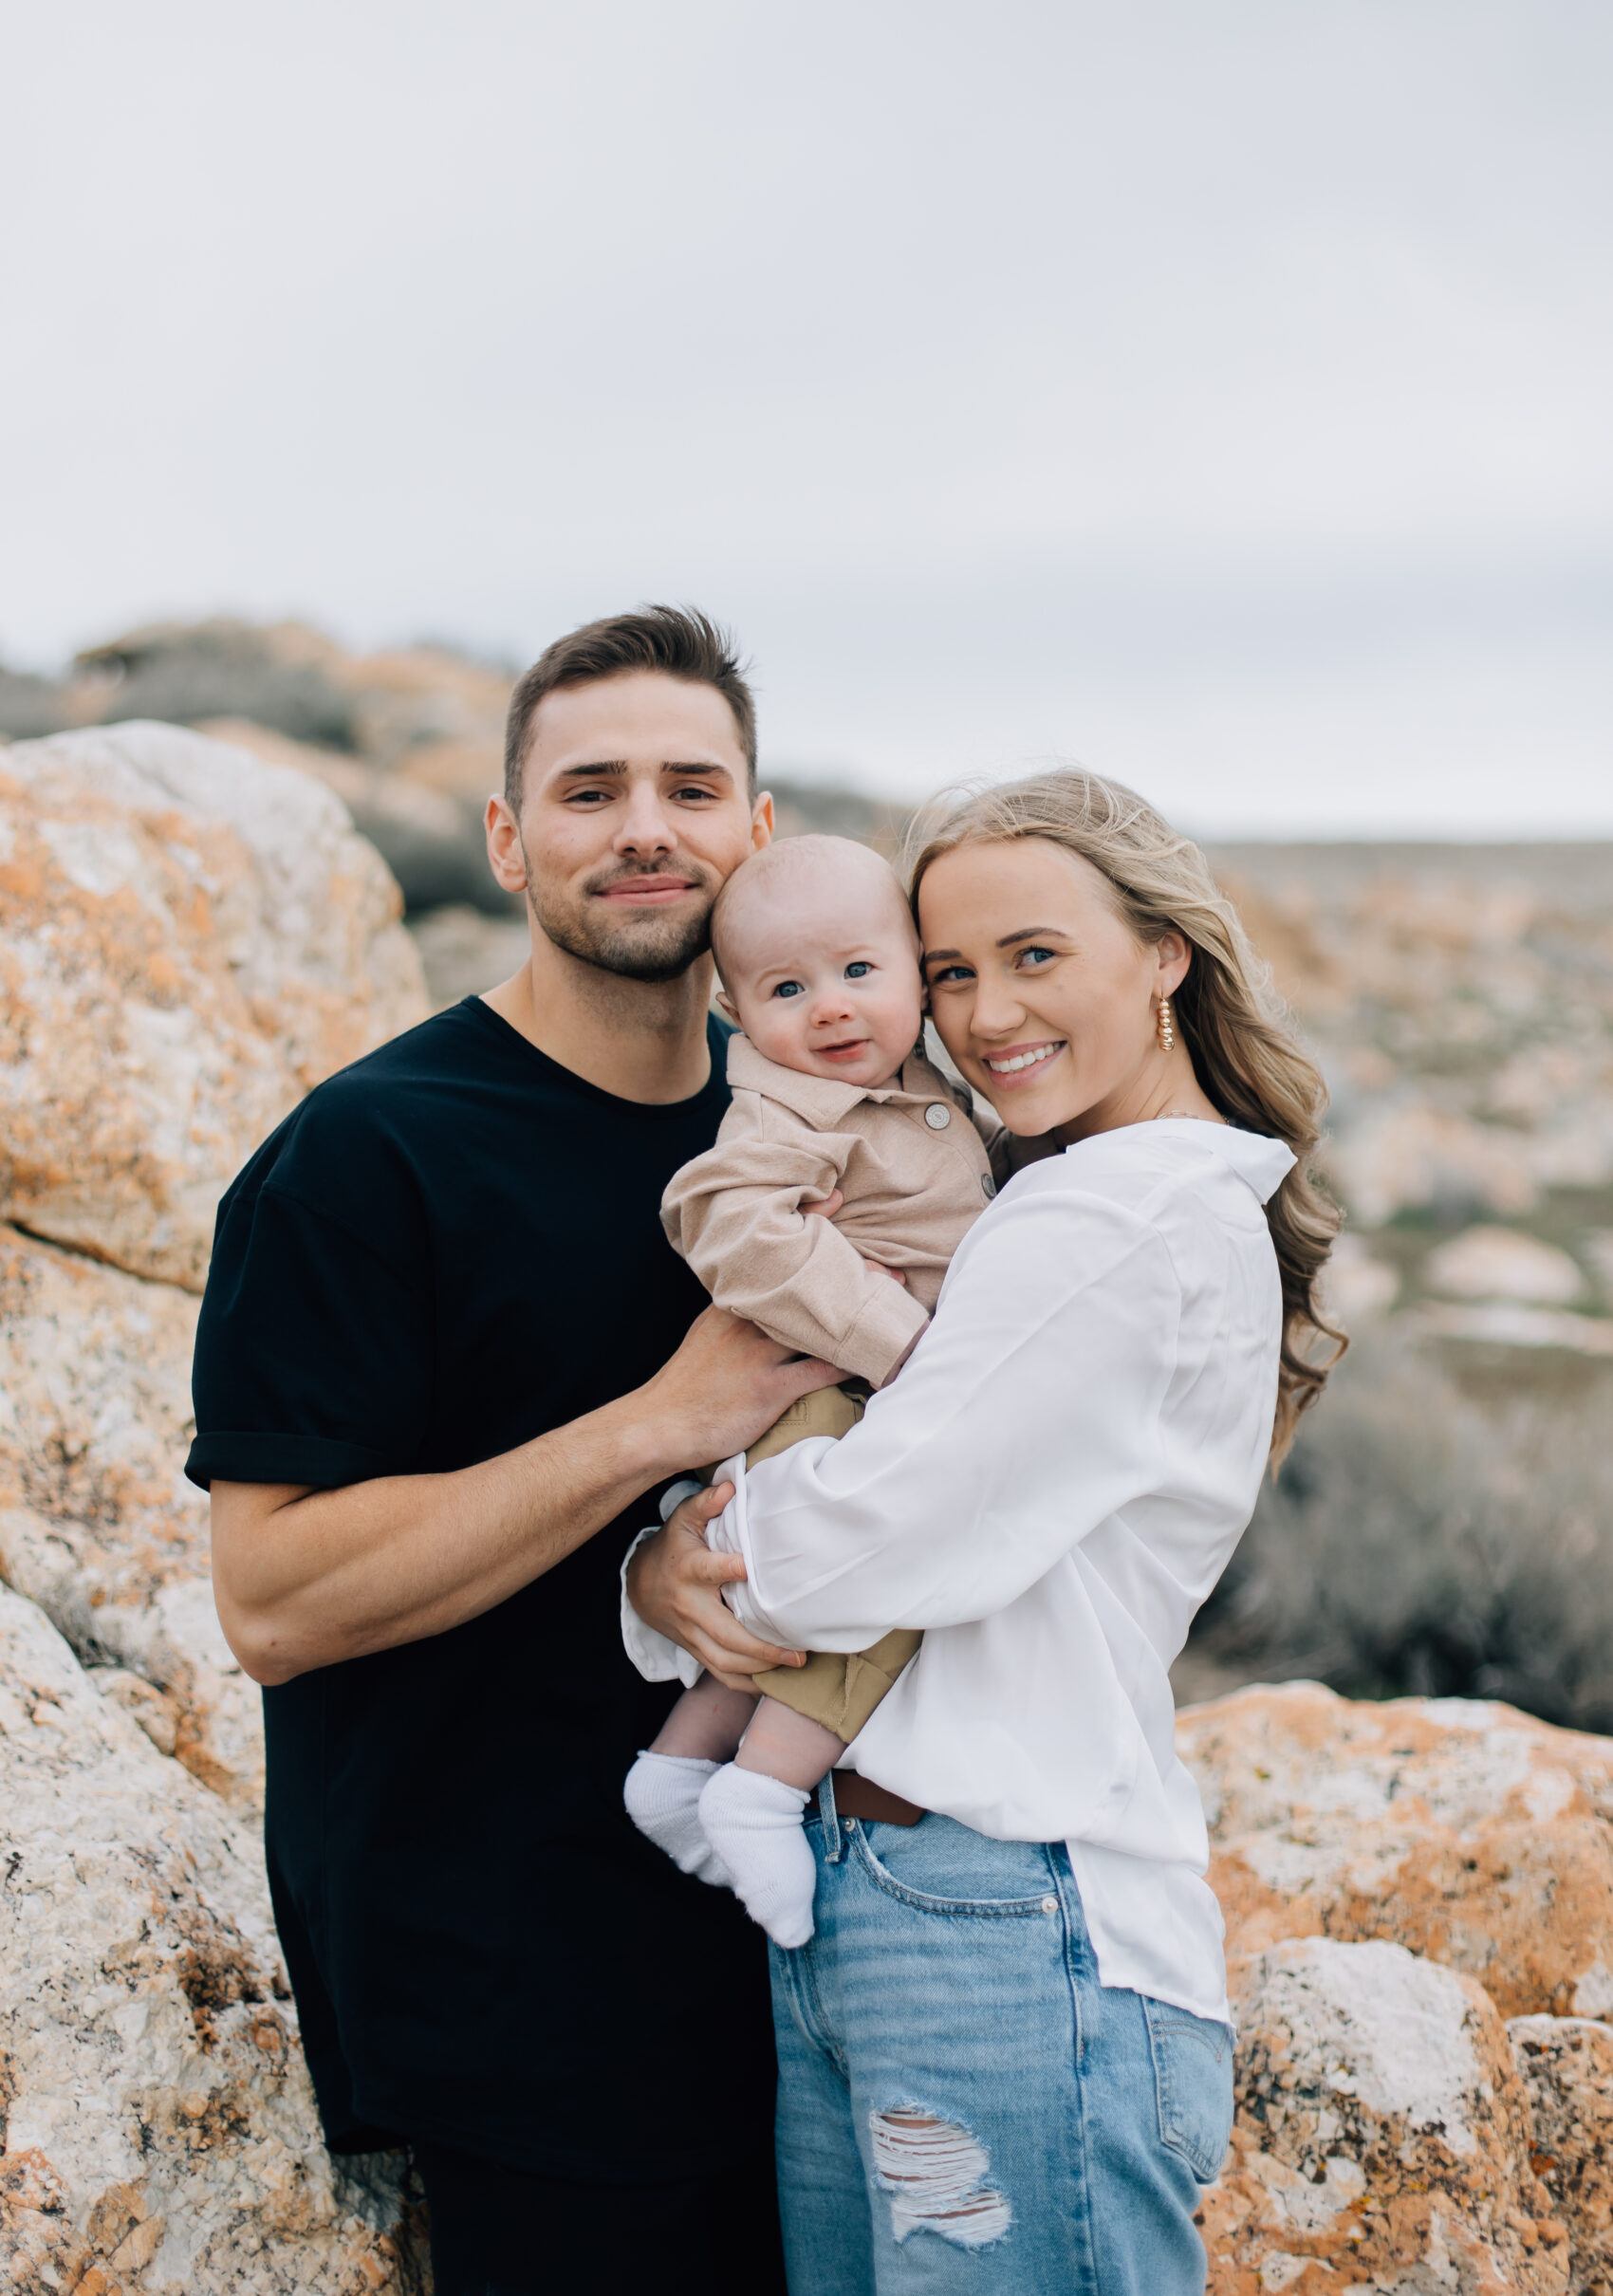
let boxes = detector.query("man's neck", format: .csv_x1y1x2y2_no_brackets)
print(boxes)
482,932,716,1105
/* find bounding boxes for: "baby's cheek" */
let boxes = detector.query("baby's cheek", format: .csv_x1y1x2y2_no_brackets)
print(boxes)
745,1003,809,1066
879,983,928,1051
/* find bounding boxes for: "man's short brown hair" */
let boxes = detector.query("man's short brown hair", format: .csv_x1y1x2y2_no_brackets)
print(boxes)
503,604,757,809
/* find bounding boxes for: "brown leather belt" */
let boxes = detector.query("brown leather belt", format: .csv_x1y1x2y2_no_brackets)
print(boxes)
809,1774,926,1827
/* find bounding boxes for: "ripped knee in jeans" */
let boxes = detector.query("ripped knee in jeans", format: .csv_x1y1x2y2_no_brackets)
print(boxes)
869,2105,1012,2250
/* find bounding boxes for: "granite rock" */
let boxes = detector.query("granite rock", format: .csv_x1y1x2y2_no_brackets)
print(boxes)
1204,1936,1567,2295
0,1583,426,2293
0,1223,258,1805
0,720,425,1290
1510,2016,1613,2295
1179,1681,1613,2020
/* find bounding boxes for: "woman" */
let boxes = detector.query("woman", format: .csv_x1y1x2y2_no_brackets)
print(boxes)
627,768,1341,2293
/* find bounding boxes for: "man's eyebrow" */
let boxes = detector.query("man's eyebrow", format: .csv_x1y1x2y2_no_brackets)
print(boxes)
553,758,737,784
661,759,737,784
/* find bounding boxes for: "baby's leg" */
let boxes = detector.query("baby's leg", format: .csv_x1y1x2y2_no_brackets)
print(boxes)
651,1673,759,1762
624,1674,760,1886
737,1695,846,1790
698,1697,848,1951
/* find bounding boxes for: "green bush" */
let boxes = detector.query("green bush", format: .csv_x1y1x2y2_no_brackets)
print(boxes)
1190,1327,1613,1731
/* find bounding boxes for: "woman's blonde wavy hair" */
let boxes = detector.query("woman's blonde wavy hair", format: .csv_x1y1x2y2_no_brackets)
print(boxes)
908,768,1344,1463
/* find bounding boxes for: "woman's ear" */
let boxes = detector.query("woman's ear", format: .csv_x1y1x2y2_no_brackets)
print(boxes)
1155,931,1193,1001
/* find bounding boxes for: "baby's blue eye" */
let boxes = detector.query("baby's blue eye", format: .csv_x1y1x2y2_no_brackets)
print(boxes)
844,960,872,979
773,979,805,999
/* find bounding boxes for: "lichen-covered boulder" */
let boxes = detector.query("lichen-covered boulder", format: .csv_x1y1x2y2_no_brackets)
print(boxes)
0,720,425,1291
1510,2015,1613,2291
0,1224,258,1805
1178,1681,1613,2018
0,1584,426,2292
1203,1937,1567,2293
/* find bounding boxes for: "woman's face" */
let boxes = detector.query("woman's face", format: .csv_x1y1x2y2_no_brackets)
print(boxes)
918,838,1190,1140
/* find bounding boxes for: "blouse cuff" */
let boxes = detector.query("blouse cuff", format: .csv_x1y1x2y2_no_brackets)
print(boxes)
618,1492,705,1689
704,1451,793,1645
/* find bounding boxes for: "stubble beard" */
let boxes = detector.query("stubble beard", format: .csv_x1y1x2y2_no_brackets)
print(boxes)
523,843,718,985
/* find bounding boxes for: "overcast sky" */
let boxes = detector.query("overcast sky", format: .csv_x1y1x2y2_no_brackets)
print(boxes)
5,1,1609,834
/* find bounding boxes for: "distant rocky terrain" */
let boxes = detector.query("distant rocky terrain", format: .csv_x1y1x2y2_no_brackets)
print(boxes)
1188,842,1613,1727
3,625,1612,2287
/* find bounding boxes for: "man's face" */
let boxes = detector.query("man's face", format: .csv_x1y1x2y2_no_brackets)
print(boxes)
488,671,771,981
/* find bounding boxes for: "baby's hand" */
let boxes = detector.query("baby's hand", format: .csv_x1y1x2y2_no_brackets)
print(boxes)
802,1189,844,1220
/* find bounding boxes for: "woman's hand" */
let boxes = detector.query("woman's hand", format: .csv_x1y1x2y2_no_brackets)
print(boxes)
626,1483,806,1692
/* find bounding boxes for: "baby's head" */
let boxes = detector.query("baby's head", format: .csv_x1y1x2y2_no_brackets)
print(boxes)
712,836,924,1089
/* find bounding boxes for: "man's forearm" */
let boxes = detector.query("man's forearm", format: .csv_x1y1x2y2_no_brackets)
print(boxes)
211,1304,843,1687
213,1389,675,1686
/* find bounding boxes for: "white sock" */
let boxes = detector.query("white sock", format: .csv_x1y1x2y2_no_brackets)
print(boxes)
697,1764,817,1948
623,1752,732,1887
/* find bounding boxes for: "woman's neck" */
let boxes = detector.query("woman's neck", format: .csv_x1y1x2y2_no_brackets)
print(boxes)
1053,1048,1224,1147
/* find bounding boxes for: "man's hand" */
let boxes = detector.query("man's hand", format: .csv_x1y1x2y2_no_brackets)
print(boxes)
212,1307,833,1688
626,1483,806,1691
634,1305,838,1470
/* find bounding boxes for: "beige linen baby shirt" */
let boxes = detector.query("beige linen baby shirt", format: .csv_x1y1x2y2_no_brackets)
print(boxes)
661,1032,999,1390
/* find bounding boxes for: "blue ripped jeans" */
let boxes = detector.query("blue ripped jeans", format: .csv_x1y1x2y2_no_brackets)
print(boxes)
769,1778,1233,2295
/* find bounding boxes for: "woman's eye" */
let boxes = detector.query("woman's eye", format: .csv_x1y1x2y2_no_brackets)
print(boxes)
773,980,805,999
844,960,872,979
928,964,973,985
1017,946,1057,969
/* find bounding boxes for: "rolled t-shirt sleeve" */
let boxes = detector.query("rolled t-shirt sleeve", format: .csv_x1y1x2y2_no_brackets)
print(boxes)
188,1149,434,1491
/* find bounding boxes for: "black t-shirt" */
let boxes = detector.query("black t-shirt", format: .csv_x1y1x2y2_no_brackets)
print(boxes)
187,999,776,2177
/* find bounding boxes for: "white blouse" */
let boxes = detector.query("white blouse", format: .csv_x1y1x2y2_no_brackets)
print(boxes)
624,1120,1295,2025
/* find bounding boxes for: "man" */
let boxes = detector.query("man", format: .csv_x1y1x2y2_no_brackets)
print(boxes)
193,607,832,2296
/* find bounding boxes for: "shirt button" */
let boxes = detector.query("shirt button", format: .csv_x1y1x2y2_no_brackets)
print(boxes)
1042,1896,1059,1915
981,1174,997,1198
924,1103,952,1130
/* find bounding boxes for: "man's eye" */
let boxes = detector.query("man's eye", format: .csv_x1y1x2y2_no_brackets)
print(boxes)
844,960,872,979
773,980,805,999
672,786,716,801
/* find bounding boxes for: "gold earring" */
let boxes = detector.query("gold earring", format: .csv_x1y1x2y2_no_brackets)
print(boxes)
1157,995,1176,1052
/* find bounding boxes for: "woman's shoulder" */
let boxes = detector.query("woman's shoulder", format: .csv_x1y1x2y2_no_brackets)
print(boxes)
996,1120,1292,1225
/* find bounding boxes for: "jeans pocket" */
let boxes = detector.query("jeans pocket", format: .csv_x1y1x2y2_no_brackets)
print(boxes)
850,1816,1055,1916
1142,1997,1235,2183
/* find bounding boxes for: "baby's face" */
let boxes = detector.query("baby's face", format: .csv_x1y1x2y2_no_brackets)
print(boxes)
721,882,925,1090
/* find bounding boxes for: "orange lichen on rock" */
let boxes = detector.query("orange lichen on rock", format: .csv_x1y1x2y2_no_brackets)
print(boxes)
1181,1680,1613,2018
0,722,425,1292
1204,1937,1567,2295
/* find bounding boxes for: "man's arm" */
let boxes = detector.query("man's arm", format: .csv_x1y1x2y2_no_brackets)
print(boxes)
212,1306,835,1687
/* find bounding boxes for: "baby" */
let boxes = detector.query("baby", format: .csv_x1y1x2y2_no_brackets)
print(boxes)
623,835,998,1946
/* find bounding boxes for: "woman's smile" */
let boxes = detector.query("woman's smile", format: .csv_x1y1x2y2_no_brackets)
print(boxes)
982,1039,1066,1079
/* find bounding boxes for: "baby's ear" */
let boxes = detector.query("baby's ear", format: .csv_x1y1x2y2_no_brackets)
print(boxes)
714,990,740,1024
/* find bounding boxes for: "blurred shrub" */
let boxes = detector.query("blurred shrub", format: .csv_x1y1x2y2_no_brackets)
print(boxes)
1191,1328,1613,1731
75,623,359,750
0,668,71,740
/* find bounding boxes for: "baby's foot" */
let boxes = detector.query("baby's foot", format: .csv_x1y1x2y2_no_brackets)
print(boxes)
623,1752,732,1886
697,1764,816,1948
